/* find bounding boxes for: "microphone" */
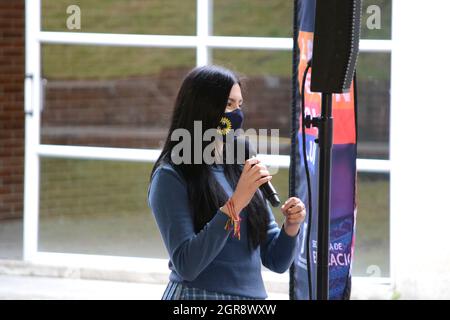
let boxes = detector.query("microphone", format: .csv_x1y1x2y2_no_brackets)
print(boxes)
233,136,281,207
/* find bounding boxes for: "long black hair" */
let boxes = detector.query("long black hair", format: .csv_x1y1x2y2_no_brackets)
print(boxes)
150,65,269,251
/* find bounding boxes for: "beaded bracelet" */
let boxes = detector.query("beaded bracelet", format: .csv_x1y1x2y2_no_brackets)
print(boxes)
223,197,241,240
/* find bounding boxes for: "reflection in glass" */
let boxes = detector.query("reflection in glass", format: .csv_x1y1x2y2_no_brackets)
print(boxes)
360,0,392,40
42,0,196,35
214,0,292,37
356,52,391,160
38,161,389,277
41,45,195,149
353,172,390,277
39,159,166,257
213,0,391,40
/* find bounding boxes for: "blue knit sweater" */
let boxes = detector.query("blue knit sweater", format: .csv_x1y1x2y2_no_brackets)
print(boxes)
147,162,299,299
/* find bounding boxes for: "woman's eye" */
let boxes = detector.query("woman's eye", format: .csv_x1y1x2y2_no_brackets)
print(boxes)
226,102,243,109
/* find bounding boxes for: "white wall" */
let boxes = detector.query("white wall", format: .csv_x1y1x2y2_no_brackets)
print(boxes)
391,0,450,299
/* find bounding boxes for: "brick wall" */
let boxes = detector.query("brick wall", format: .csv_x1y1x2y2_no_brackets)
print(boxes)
0,1,24,220
41,69,294,150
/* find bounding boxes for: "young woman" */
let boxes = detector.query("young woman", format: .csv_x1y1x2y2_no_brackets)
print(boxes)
148,65,306,300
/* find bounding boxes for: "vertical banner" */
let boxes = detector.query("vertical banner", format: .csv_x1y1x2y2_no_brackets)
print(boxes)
289,0,358,300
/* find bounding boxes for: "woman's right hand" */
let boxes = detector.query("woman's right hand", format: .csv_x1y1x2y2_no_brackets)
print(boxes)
230,157,272,214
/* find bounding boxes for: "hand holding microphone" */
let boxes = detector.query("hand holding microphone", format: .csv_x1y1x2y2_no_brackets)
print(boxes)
228,157,273,214
221,136,304,225
220,154,306,237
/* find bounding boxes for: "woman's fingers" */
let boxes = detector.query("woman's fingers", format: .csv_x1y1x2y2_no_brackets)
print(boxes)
248,162,264,173
287,205,305,215
248,163,269,178
281,197,300,211
281,197,306,217
256,175,272,187
250,168,270,182
285,201,306,224
243,157,260,173
286,210,306,224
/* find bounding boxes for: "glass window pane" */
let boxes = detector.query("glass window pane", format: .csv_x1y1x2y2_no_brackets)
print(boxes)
270,169,390,278
37,159,288,259
214,0,391,39
41,44,195,149
42,0,196,35
356,52,391,160
361,0,392,40
213,0,293,37
353,172,390,277
38,158,165,258
0,219,22,260
213,49,292,155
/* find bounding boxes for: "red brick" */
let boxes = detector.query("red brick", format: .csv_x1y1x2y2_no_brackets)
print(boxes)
0,1,24,219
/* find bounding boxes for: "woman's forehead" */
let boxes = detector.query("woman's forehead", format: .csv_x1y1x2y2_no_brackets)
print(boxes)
228,84,243,101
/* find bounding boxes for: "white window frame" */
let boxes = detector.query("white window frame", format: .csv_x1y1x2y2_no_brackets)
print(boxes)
24,0,392,292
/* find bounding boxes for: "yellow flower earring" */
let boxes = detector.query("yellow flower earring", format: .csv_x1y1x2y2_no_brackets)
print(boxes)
217,116,232,136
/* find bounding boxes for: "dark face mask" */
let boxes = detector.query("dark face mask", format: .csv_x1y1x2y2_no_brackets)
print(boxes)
217,108,244,139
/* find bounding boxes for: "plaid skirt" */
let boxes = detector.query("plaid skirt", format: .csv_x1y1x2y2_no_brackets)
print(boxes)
161,281,260,300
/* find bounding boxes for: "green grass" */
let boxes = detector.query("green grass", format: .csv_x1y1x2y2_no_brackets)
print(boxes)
213,49,292,77
357,52,391,81
39,158,389,276
213,0,293,37
360,0,392,40
42,45,196,80
42,0,197,35
354,173,390,276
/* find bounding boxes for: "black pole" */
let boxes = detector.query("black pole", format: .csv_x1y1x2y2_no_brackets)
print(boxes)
316,93,333,300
